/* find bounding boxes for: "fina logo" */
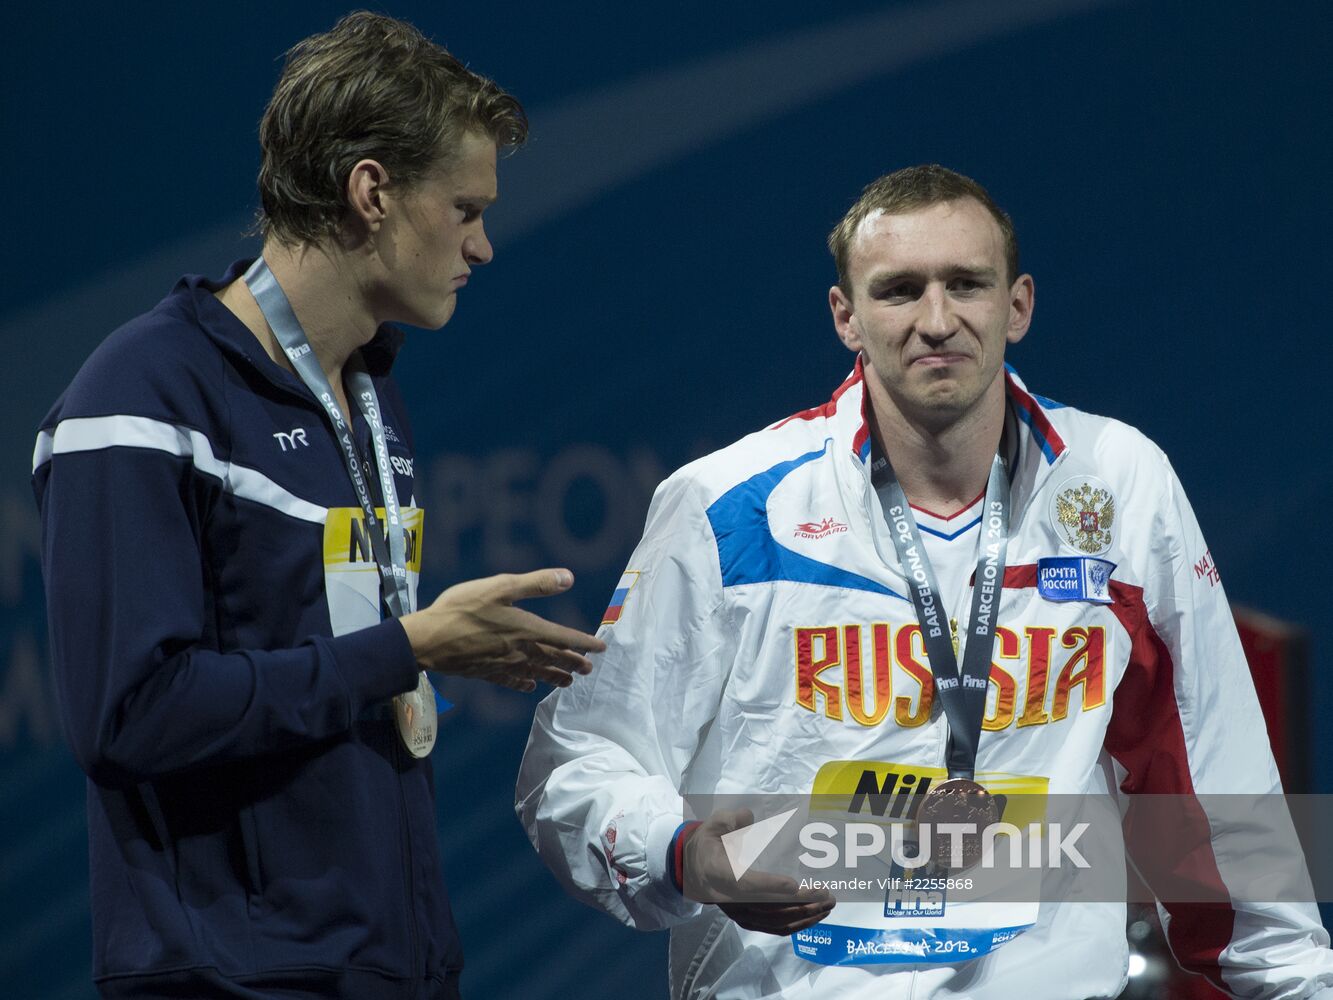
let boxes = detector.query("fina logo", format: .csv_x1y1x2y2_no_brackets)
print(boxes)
885,871,946,918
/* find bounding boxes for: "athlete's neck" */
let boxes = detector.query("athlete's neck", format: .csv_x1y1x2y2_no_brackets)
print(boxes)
867,373,1007,517
216,239,379,396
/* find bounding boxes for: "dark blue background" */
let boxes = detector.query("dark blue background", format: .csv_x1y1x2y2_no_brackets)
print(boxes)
3,2,1329,996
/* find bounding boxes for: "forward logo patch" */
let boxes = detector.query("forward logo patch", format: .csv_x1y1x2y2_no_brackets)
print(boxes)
794,517,848,540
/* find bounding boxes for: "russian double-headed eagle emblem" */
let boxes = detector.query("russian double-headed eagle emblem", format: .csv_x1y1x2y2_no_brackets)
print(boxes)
1053,481,1115,555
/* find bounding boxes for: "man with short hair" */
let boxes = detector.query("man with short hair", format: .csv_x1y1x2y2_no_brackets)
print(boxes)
517,165,1333,997
34,12,602,999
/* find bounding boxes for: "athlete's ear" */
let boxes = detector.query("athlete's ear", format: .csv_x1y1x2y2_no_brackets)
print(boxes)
830,285,861,353
1006,273,1034,345
346,159,392,235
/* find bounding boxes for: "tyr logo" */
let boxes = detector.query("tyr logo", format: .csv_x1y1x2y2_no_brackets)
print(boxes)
274,428,309,452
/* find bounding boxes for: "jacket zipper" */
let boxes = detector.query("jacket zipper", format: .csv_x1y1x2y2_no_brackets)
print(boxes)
848,400,1071,1000
391,732,422,995
365,424,422,993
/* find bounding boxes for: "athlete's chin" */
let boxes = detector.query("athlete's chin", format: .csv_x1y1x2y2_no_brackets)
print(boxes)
900,383,984,426
905,368,997,410
910,381,970,410
408,293,459,330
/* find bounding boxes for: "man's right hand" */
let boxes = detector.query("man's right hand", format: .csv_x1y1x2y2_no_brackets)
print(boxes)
399,569,606,693
682,809,836,936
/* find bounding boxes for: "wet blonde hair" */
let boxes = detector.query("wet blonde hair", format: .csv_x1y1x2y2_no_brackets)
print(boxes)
257,11,527,245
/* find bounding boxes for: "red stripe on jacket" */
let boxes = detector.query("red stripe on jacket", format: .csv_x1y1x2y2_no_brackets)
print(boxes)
999,565,1236,988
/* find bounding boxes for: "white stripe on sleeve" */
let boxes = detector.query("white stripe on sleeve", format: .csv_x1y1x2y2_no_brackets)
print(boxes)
35,415,328,524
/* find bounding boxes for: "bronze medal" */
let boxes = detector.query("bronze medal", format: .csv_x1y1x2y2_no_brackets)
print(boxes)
915,778,1001,871
393,670,437,758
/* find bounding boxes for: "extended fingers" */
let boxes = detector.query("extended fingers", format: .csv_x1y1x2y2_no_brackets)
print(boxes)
523,613,606,654
736,897,835,919
480,586,606,655
537,643,594,677
491,673,538,694
489,568,574,603
734,870,803,898
481,642,594,693
522,660,583,689
733,870,833,906
509,640,593,683
721,898,837,936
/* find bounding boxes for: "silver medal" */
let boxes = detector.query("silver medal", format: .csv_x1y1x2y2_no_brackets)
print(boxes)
393,670,437,758
244,258,444,758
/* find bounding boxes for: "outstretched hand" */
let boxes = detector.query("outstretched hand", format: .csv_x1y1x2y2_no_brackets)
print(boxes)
400,569,606,693
682,809,836,936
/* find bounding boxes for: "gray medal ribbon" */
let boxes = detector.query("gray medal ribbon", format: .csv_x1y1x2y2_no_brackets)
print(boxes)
873,449,1010,780
243,258,411,617
242,259,445,749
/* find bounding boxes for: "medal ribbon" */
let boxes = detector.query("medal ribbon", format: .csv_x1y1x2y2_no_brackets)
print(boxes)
243,258,446,723
872,449,1010,780
244,258,411,616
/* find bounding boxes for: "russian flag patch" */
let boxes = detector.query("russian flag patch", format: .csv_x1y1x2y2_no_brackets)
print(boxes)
601,571,641,625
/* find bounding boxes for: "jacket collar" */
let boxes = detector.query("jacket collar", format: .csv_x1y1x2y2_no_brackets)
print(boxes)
1003,363,1067,465
814,356,1068,469
810,359,1069,523
174,259,406,393
773,355,875,460
1001,365,1068,515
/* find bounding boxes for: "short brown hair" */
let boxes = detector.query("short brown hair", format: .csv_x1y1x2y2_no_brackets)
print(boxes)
257,11,528,246
827,164,1019,291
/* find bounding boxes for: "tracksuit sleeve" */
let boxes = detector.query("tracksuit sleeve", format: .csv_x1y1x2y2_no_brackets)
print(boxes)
33,424,419,788
1105,449,1333,999
516,473,729,931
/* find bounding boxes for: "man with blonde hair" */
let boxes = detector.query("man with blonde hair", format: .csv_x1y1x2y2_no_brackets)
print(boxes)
519,164,1333,998
34,12,601,999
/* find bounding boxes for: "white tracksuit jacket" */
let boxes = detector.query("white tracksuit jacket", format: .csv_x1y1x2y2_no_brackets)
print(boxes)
517,364,1333,999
